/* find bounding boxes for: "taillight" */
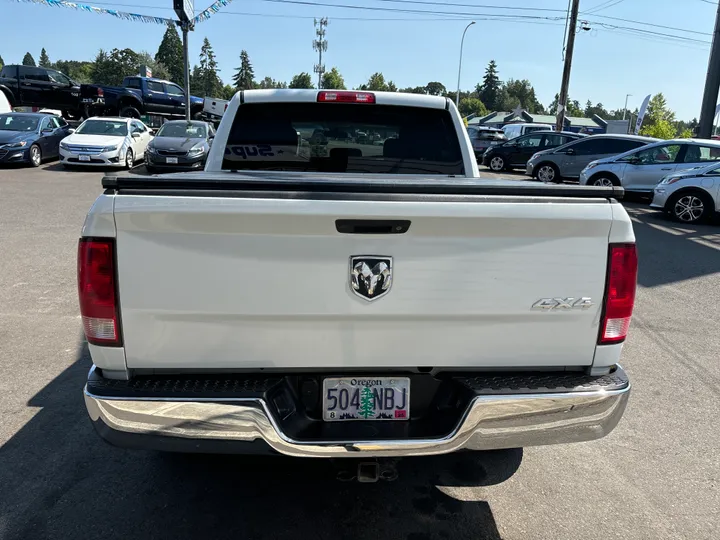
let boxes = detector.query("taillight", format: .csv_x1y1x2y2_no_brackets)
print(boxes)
97,87,104,97
78,238,121,346
317,91,376,104
599,244,638,344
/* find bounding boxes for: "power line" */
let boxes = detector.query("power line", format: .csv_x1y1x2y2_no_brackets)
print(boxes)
584,0,624,15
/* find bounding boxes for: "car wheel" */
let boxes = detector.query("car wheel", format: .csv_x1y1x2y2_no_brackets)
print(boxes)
668,191,712,224
124,148,134,169
591,176,617,187
536,164,559,183
119,106,141,119
489,156,505,172
29,144,42,167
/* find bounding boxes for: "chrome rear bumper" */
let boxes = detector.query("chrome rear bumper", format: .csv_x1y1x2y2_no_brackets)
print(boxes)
84,367,630,458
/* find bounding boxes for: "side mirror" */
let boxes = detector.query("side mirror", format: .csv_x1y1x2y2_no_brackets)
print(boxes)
42,127,54,133
564,148,576,155
68,128,75,134
628,156,641,165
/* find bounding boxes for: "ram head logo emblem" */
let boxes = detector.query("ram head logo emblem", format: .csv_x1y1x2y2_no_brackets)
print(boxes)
349,256,393,301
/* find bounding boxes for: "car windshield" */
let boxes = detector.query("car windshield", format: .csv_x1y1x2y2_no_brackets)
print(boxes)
223,102,464,174
0,115,39,132
76,120,128,136
157,123,207,138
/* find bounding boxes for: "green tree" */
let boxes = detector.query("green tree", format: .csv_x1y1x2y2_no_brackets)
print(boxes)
91,48,139,85
400,86,428,94
548,93,582,117
503,79,543,113
22,52,36,66
289,72,314,89
425,81,446,96
321,67,346,90
477,60,502,110
640,119,676,139
221,84,237,100
189,65,203,96
136,51,169,81
39,48,50,68
458,97,488,118
644,93,676,127
0,55,4,69
256,76,287,89
678,128,693,139
583,101,609,119
358,387,375,419
155,24,184,84
197,38,222,97
232,50,255,90
53,60,94,83
358,72,396,92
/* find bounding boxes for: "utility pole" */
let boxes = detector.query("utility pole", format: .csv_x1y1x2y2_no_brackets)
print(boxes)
698,1,720,139
622,94,632,120
313,18,328,89
556,0,580,132
182,22,191,120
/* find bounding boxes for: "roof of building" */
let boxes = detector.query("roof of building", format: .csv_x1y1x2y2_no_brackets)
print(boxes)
469,109,607,129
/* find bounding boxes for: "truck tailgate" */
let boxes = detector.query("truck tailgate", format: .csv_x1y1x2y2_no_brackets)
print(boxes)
112,192,613,370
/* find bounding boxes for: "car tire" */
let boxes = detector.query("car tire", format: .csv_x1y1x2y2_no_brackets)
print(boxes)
536,163,560,183
590,175,618,187
668,190,713,224
124,148,134,170
489,156,505,172
119,106,141,119
29,144,42,167
192,110,203,121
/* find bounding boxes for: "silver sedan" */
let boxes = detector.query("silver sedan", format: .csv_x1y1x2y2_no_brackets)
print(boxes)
651,162,720,224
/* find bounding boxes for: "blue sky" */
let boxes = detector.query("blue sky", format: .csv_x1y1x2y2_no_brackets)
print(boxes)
1,0,715,120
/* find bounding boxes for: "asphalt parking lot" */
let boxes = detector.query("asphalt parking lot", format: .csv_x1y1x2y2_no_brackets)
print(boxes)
1,162,719,540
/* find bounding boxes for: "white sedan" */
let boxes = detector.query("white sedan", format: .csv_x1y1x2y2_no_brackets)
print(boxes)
651,162,720,224
59,117,152,168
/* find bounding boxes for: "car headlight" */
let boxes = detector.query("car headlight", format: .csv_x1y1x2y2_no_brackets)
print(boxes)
7,140,28,148
60,141,69,150
187,146,205,157
146,145,157,154
661,176,682,185
584,162,599,172
102,145,118,152
530,153,542,161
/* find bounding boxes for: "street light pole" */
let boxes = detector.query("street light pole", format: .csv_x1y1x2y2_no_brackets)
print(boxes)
623,94,632,120
456,21,475,109
182,22,191,121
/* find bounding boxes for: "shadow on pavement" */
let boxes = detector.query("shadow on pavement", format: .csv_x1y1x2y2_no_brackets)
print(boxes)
625,203,720,287
0,342,513,540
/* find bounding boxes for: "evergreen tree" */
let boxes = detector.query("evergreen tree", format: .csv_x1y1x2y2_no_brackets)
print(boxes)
358,387,375,419
232,50,255,90
155,24,184,84
321,67,346,90
198,38,222,97
22,52,36,66
477,60,501,110
39,48,50,67
289,72,314,89
358,72,395,92
136,51,169,80
0,55,4,69
256,76,287,89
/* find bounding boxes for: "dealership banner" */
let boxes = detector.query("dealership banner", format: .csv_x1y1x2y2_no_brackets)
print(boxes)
16,0,176,24
634,94,652,135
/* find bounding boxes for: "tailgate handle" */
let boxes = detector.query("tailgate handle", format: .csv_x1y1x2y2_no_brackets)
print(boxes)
335,219,411,234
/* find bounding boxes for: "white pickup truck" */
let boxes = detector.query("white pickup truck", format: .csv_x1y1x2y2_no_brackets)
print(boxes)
80,90,635,478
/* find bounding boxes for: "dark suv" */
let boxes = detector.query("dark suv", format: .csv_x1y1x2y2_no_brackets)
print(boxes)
482,131,584,172
0,65,82,119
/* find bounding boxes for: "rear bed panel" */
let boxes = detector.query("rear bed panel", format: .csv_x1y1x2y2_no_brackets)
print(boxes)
112,195,613,370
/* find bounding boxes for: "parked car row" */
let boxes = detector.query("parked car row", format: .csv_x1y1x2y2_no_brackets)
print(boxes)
472,125,720,224
0,111,214,171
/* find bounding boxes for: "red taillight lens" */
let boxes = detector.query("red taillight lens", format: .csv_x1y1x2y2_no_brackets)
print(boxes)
78,238,121,346
97,87,104,97
317,91,376,104
599,244,638,344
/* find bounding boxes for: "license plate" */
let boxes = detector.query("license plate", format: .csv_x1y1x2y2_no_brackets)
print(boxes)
79,155,91,162
323,377,410,421
166,157,178,164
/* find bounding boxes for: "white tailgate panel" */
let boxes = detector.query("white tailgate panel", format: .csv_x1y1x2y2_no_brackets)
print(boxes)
114,196,612,369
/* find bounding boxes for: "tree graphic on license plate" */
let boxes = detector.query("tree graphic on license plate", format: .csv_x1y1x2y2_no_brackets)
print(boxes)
358,386,375,419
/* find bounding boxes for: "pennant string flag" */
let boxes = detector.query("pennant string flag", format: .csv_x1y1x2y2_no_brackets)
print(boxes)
15,0,178,26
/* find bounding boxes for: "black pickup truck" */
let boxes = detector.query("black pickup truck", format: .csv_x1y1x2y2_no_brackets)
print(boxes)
0,65,83,119
81,76,204,120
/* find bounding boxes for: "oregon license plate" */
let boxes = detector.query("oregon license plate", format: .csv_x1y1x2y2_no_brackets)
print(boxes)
323,377,410,421
166,157,178,164
79,155,91,162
